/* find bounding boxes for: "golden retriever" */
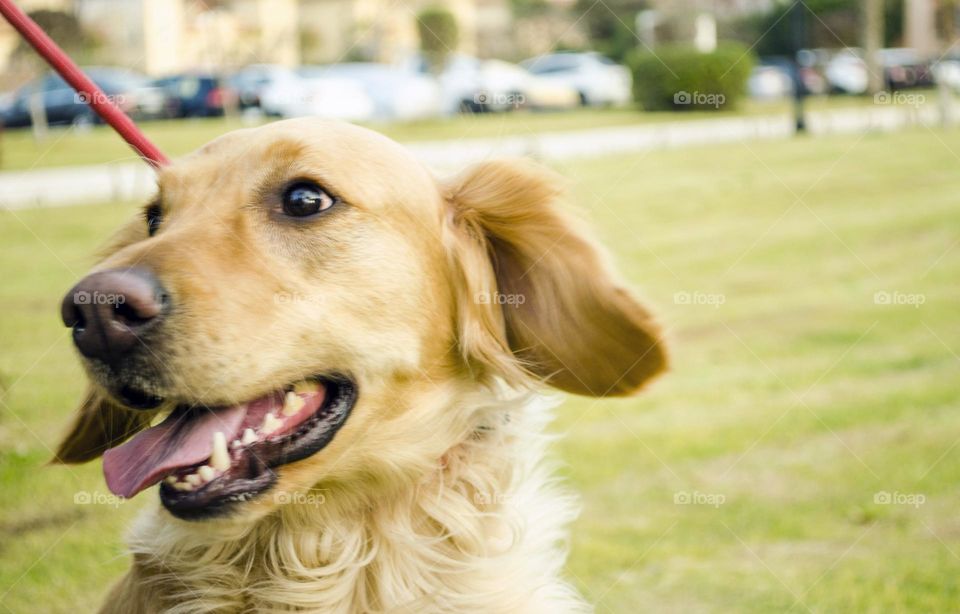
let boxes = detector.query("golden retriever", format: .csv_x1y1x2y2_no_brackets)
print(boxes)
55,118,666,613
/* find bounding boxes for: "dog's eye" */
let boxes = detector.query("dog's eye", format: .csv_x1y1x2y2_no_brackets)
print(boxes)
282,183,336,218
145,204,163,236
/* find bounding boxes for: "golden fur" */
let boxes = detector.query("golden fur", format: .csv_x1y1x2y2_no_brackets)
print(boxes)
55,119,667,613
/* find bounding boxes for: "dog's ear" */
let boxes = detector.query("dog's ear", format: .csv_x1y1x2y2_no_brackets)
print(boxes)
445,159,667,397
52,387,150,464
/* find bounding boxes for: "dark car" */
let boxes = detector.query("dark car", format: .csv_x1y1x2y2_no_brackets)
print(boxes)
0,67,166,128
153,73,235,118
879,48,935,90
228,64,294,110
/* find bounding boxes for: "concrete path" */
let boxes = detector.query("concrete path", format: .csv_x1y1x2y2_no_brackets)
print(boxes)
0,104,948,210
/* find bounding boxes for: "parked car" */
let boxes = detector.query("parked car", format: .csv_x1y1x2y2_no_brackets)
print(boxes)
314,63,440,121
825,49,869,94
229,64,292,110
934,57,960,92
470,59,578,112
424,55,578,114
153,73,235,117
796,49,829,95
1,67,166,128
748,61,794,100
825,47,934,95
0,91,13,120
259,67,375,121
521,52,631,106
878,48,934,90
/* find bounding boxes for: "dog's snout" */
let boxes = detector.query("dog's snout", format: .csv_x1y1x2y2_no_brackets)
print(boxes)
61,267,167,363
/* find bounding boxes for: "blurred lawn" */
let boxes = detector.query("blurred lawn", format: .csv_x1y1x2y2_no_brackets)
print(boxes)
1,127,959,612
0,93,929,172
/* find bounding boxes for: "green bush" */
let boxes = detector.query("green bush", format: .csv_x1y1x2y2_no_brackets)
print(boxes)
629,44,755,111
417,7,459,72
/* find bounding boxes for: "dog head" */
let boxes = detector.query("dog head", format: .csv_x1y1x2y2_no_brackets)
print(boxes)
55,119,666,520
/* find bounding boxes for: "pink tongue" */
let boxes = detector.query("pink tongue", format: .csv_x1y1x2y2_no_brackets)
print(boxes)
103,404,247,499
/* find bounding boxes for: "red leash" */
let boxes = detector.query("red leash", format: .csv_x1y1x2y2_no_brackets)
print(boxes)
0,0,169,167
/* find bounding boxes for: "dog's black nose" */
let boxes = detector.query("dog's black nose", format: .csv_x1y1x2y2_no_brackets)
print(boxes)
61,267,167,363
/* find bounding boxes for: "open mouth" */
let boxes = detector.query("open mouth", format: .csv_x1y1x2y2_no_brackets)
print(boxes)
101,375,357,520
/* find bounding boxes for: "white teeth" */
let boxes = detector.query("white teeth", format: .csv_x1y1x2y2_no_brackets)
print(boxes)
165,476,177,485
198,465,215,481
173,481,193,492
185,473,201,486
262,412,282,435
242,428,257,445
232,440,242,449
211,431,231,471
293,380,321,395
282,391,305,416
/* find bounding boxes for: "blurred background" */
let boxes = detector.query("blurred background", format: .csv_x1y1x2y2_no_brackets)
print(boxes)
1,0,959,612
0,0,958,150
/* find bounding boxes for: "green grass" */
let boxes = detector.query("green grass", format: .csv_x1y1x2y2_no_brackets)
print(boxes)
1,127,959,612
0,93,932,172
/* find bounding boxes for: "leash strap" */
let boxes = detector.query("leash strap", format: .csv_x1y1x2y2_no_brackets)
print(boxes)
0,0,170,167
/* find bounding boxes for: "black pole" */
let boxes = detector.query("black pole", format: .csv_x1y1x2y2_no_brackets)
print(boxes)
791,0,807,134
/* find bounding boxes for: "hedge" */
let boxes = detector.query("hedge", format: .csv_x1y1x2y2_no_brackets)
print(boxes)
629,44,756,111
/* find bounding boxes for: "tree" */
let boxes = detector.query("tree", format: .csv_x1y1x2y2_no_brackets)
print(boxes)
573,0,649,62
417,7,459,72
12,10,92,64
728,0,904,57
863,0,883,93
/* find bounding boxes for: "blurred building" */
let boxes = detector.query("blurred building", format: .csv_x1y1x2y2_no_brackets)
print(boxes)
75,0,300,73
0,0,510,77
904,0,942,56
0,0,71,76
298,0,490,63
644,0,774,47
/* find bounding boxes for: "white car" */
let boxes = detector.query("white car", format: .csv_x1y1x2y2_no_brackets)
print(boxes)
260,67,375,121
934,59,960,92
431,56,578,114
475,60,578,111
748,65,794,100
825,50,868,94
314,63,440,122
521,52,631,106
